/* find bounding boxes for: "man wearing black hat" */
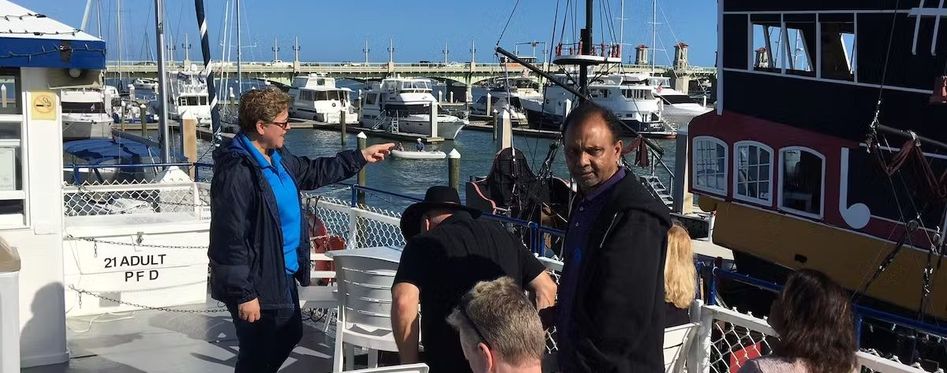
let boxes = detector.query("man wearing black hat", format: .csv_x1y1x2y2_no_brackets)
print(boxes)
391,186,557,373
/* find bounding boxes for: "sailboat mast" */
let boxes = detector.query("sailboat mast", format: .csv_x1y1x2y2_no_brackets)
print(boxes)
154,0,171,162
579,0,593,99
650,0,656,74
236,0,242,95
619,0,625,63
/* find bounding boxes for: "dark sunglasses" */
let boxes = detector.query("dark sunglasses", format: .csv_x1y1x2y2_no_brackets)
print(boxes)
268,120,290,130
459,302,491,348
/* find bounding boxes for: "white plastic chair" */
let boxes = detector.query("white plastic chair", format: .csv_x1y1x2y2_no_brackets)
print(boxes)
298,250,338,310
330,248,402,373
664,322,700,373
342,363,429,373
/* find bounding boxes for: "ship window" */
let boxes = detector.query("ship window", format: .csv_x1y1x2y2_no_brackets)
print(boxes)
365,93,377,105
784,22,815,75
185,97,199,106
752,20,784,71
779,147,824,219
734,142,773,205
199,96,208,105
820,18,856,81
0,69,25,225
692,137,728,195
300,91,312,101
315,91,328,101
328,91,340,101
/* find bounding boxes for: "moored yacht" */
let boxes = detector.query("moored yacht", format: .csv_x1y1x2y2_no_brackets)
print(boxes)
521,72,676,138
132,77,158,91
61,88,112,140
360,77,466,140
167,66,211,125
288,74,358,123
647,75,712,117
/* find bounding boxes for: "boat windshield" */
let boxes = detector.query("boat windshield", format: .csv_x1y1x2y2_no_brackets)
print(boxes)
62,101,107,114
621,88,653,100
400,81,431,92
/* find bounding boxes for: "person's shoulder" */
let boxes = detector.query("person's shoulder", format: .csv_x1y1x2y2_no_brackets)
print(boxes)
738,356,805,373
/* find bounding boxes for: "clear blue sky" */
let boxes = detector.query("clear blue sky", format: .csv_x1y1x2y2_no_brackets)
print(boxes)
25,0,718,66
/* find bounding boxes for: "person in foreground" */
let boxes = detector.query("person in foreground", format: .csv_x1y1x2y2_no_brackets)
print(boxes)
208,88,393,372
392,186,558,373
738,269,858,373
665,222,696,327
446,277,545,373
551,101,671,372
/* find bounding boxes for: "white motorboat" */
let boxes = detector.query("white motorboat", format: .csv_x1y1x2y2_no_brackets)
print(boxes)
288,74,358,123
167,65,212,125
647,76,712,117
522,73,676,138
61,88,113,140
360,77,467,140
132,77,159,91
390,149,447,160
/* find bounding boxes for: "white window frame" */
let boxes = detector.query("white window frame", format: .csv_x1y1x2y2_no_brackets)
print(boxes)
692,136,729,196
0,114,28,228
777,146,826,220
733,141,774,206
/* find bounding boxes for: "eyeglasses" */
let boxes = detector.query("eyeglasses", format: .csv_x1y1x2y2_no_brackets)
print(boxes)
268,119,290,130
459,302,491,348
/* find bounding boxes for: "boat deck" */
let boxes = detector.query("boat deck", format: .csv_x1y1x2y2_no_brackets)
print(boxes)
24,300,337,373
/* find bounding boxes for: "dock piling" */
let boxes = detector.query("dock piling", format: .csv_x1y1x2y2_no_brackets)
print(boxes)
448,149,461,191
429,102,439,138
341,112,347,145
449,91,454,103
182,114,198,178
139,103,148,137
356,132,367,205
496,109,512,154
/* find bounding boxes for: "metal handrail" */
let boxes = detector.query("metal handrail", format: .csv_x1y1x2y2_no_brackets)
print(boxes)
345,183,565,255
700,262,947,342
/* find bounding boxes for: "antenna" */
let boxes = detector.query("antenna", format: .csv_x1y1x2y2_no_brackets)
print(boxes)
362,39,370,64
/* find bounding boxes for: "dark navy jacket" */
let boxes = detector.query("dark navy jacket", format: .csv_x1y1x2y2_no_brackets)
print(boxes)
208,135,367,309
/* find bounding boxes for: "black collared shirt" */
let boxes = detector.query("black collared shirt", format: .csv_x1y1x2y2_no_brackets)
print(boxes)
394,210,546,373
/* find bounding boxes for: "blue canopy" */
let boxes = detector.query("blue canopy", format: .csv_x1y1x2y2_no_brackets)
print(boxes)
0,1,106,69
64,139,158,165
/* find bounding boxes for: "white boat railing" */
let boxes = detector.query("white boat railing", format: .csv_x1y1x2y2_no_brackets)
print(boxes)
302,194,930,372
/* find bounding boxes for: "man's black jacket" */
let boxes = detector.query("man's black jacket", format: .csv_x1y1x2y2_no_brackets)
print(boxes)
560,173,672,372
208,136,366,309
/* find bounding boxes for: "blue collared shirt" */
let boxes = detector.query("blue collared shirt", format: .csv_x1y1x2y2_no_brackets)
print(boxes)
557,167,626,361
236,134,301,275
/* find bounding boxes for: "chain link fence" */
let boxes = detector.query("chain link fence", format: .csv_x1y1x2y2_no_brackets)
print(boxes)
63,166,210,218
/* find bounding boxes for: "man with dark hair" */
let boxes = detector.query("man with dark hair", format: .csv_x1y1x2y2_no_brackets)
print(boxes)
208,88,394,372
391,186,558,373
552,101,671,372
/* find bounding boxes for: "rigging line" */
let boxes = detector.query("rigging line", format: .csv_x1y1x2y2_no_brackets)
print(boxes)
495,0,522,46
659,2,683,78
871,0,905,118
880,134,939,247
536,0,564,169
854,140,922,300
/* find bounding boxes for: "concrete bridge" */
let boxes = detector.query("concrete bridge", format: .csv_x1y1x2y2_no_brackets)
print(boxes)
105,60,717,92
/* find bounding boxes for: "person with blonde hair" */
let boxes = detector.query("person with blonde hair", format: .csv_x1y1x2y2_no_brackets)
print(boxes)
664,222,696,327
208,87,394,372
446,277,545,373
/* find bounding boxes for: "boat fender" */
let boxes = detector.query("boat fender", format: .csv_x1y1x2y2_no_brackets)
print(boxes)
307,208,345,285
